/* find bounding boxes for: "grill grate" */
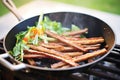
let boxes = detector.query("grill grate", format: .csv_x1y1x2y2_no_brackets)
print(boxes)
0,39,5,53
0,39,120,80
87,44,120,80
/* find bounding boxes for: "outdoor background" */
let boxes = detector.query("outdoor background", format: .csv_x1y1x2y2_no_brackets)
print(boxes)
0,0,120,16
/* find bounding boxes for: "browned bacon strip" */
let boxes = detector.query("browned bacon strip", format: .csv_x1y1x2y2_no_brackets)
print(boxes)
37,42,100,52
27,59,36,66
85,46,100,50
63,28,88,36
28,45,79,67
51,48,107,68
28,45,72,60
51,61,65,68
63,37,81,41
41,43,65,51
41,43,63,49
45,30,87,52
58,46,100,52
60,65,70,69
88,59,94,63
63,52,83,57
73,48,107,62
24,54,46,59
70,37,104,45
83,44,101,47
24,49,83,58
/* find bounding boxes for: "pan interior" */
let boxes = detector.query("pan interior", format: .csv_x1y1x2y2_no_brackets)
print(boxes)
4,12,115,70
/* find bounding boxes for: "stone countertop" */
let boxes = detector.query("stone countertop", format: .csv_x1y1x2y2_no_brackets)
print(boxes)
0,0,120,44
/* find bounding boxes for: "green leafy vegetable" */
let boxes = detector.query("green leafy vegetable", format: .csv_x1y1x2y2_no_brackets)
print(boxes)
71,24,80,31
11,14,83,61
11,34,29,61
41,16,70,35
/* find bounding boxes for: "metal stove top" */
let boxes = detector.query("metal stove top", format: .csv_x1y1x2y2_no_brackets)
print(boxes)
0,39,120,80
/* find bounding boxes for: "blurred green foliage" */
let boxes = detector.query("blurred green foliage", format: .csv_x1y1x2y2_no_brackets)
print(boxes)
0,0,120,16
52,0,120,15
0,0,33,16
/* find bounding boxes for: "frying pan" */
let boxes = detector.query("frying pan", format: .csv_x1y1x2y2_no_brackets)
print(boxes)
0,0,115,74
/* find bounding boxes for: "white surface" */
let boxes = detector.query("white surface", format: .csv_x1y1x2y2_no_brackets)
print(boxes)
0,0,120,44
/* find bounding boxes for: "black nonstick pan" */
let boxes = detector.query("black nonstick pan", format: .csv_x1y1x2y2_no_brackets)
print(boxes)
0,0,115,74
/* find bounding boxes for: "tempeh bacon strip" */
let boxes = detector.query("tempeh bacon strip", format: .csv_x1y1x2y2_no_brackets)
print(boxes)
41,43,64,49
23,54,46,59
45,30,87,52
73,48,107,62
27,59,36,66
63,28,88,36
28,45,79,67
63,52,83,57
51,48,107,68
24,49,83,58
70,37,104,45
40,43,65,51
39,42,100,52
28,45,72,60
82,44,101,47
58,46,100,52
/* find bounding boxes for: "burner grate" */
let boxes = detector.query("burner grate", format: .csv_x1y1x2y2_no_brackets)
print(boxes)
87,44,120,80
0,39,5,53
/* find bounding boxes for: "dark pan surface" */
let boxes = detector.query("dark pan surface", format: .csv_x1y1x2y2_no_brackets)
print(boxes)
4,12,115,72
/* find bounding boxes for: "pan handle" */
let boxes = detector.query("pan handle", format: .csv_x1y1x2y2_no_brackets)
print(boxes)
0,53,26,71
1,0,27,71
2,0,23,21
1,0,26,71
